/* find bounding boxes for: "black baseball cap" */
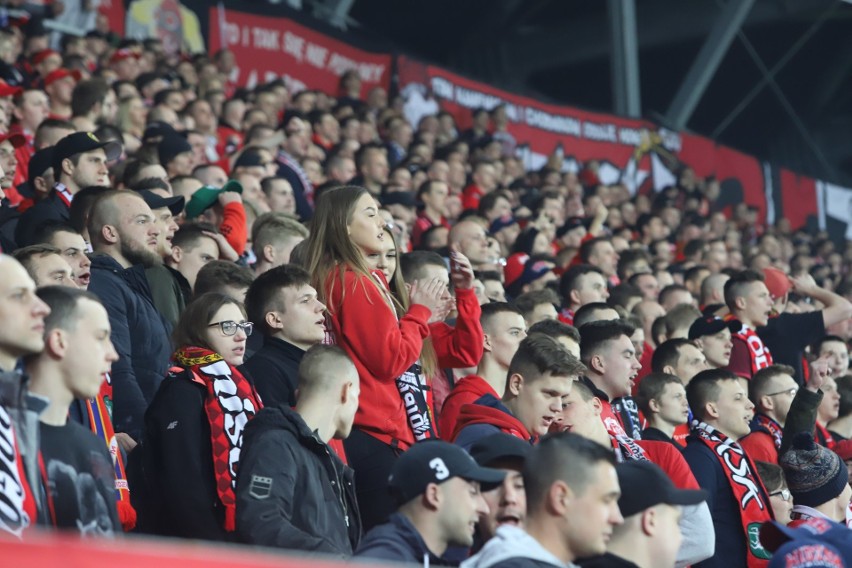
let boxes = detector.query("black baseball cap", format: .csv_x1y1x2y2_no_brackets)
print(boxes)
469,433,531,468
52,132,122,175
616,461,707,517
389,440,506,504
137,190,185,216
382,191,416,208
688,315,743,340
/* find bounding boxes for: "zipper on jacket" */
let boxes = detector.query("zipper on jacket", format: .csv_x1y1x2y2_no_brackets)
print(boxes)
325,445,349,527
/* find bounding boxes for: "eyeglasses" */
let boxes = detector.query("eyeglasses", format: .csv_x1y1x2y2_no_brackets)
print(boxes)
770,489,791,502
766,387,798,398
208,320,253,337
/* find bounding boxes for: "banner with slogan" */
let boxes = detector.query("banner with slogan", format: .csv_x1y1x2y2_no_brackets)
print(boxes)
208,5,392,94
397,55,778,226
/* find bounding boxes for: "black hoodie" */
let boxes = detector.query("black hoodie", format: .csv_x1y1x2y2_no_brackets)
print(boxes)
235,404,361,556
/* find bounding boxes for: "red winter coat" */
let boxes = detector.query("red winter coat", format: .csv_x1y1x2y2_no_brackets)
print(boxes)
439,375,496,440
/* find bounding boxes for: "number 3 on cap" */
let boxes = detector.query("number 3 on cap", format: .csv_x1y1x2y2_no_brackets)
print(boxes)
429,458,449,480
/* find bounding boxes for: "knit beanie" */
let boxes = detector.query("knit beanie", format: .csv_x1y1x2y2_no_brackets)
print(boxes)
780,432,848,508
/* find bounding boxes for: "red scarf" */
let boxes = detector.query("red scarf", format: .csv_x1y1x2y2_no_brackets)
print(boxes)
731,321,773,376
815,421,836,450
0,405,37,537
86,372,135,530
692,421,773,567
753,413,783,450
173,347,263,532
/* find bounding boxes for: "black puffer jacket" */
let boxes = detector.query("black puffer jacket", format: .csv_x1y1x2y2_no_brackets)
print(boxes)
235,404,361,556
87,254,172,441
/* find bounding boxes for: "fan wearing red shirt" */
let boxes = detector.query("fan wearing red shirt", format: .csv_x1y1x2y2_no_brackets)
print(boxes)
740,362,826,464
452,335,582,450
724,270,775,380
411,180,450,249
439,302,527,439
461,160,497,211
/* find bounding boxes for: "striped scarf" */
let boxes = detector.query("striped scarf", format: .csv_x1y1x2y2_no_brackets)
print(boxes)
85,372,136,530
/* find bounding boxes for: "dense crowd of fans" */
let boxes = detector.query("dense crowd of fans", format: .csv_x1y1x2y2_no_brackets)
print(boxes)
1,11,852,568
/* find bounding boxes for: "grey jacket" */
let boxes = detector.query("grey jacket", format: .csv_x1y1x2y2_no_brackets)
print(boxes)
461,525,576,568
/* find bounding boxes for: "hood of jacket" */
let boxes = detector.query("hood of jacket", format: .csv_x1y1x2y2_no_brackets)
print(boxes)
461,525,569,568
451,394,531,443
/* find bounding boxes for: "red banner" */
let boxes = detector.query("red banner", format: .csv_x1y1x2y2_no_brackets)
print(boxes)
208,7,392,95
398,56,779,225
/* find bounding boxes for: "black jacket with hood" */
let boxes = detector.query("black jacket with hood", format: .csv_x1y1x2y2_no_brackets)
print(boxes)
235,404,360,556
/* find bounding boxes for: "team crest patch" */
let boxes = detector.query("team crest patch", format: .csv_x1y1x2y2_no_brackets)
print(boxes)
87,132,100,142
747,522,771,559
249,475,273,500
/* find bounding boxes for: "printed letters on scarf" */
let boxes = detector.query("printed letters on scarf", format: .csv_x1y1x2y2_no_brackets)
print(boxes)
692,420,773,567
0,405,35,538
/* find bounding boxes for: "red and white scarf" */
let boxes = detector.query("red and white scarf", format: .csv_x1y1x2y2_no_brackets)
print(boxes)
732,322,773,376
0,405,37,538
692,420,773,567
173,347,263,532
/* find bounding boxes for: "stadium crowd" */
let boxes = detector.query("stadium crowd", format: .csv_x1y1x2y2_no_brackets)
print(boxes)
1,12,852,568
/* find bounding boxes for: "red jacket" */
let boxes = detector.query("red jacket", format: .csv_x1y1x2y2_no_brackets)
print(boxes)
450,395,531,443
739,430,777,464
439,375,496,440
327,268,431,450
636,438,700,490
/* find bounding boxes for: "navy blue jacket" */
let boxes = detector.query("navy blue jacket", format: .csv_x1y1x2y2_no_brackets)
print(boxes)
356,513,454,566
87,254,172,441
682,436,748,568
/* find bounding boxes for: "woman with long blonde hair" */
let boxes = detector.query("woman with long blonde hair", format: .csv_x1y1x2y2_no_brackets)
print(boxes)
304,185,445,530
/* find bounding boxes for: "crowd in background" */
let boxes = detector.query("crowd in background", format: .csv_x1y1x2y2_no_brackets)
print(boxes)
1,11,852,568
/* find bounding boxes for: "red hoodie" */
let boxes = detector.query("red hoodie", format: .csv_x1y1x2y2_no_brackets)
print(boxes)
327,268,431,451
430,288,484,419
450,394,531,444
439,375,497,440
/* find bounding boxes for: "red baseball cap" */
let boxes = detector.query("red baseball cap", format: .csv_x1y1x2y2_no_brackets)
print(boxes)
0,80,22,98
31,49,60,66
43,68,82,88
109,48,141,64
763,267,791,300
0,132,27,148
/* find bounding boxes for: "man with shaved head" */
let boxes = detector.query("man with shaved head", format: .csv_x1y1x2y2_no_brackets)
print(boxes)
0,255,52,537
449,218,491,269
86,190,172,447
236,345,362,554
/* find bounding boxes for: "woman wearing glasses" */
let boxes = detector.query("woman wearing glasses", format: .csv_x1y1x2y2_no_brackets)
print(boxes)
132,292,262,541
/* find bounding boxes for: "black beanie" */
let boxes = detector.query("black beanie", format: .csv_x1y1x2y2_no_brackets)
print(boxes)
780,432,848,508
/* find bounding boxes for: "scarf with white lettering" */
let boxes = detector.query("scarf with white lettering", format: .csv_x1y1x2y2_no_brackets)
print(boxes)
395,361,437,444
0,405,36,538
691,420,773,567
730,320,773,376
173,347,263,532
